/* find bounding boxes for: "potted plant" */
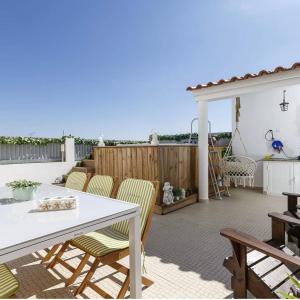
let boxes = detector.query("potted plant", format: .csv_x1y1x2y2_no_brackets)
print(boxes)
173,188,182,201
6,180,41,201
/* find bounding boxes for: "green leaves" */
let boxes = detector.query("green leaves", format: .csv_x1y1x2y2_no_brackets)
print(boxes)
0,136,62,146
278,274,300,299
6,180,41,190
278,291,298,299
149,132,232,142
289,275,300,291
0,136,146,146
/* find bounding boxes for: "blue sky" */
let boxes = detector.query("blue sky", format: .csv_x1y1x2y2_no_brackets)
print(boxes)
1,0,300,140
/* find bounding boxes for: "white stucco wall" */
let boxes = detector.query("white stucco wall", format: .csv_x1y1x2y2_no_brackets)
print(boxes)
0,137,76,186
232,83,300,187
0,161,76,186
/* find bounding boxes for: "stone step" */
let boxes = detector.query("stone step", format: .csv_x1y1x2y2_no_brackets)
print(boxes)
81,159,95,168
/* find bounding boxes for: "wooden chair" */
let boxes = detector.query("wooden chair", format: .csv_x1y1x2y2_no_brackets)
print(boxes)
48,178,159,298
41,173,94,263
282,192,300,217
0,264,19,298
86,175,115,197
65,171,89,191
41,172,90,263
280,192,300,255
221,223,300,299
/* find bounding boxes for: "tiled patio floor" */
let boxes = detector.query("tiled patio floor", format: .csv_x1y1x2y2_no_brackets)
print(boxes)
9,188,286,298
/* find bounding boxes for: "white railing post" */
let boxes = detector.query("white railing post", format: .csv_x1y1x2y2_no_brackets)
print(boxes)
64,137,75,164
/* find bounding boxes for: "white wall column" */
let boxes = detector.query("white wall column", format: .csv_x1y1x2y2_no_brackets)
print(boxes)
64,137,75,163
198,100,209,201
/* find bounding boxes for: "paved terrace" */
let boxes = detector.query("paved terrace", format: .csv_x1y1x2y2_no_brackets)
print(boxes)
9,188,285,298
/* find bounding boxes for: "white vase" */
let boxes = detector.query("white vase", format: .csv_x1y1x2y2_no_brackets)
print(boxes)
12,187,36,201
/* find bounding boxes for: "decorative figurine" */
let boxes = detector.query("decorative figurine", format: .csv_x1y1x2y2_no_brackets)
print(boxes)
163,182,174,205
150,130,159,145
54,176,62,184
98,135,105,147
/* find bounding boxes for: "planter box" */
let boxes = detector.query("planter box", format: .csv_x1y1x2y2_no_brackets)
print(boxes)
154,193,198,215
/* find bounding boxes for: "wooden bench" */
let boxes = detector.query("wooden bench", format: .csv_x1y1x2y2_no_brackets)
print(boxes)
283,192,300,217
221,224,300,298
281,192,300,255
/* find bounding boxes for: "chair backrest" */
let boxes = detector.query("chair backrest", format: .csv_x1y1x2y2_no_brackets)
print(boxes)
112,178,158,238
87,175,114,197
65,172,87,191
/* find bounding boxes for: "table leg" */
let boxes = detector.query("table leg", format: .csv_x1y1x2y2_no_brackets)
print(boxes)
129,212,142,298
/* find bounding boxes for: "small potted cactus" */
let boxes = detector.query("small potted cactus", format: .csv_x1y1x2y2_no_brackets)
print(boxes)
6,180,41,201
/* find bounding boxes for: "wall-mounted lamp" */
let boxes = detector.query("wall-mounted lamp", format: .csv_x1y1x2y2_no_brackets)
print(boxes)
279,90,289,111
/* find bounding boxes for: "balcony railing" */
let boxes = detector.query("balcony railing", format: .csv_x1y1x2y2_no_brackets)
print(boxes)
0,143,62,164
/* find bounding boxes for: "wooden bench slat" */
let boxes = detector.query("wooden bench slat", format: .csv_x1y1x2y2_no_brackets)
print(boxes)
247,250,268,266
261,264,300,290
281,246,297,256
250,256,282,277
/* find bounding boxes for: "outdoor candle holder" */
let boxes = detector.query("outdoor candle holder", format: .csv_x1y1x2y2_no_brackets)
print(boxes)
37,195,78,211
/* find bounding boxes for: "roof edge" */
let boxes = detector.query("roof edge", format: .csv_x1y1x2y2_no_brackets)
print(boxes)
187,62,300,92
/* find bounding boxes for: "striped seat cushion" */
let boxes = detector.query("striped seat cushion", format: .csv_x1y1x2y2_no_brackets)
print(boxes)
65,172,87,191
87,175,113,197
0,264,19,299
71,179,155,258
71,227,129,257
112,179,155,236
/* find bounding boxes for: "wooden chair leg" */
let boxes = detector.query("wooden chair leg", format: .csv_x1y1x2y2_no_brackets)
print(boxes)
231,241,247,299
117,273,153,298
109,261,153,295
271,218,285,245
66,253,90,286
47,241,70,269
142,276,154,287
41,244,61,263
117,273,130,299
75,257,101,296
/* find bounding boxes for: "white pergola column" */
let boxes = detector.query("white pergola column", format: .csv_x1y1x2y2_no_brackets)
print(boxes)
198,100,209,201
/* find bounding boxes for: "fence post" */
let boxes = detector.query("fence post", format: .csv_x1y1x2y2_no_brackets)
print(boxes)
65,137,75,163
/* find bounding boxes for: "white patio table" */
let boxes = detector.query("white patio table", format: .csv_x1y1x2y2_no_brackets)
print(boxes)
0,184,142,298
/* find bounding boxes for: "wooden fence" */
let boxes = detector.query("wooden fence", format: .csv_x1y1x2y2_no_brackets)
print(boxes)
94,145,225,205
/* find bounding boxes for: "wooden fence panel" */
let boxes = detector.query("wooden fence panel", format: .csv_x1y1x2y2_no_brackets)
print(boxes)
94,145,225,204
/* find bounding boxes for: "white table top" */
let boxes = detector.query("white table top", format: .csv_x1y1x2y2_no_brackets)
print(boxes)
0,184,139,253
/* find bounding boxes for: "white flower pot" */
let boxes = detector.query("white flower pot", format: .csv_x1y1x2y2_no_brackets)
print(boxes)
12,187,36,201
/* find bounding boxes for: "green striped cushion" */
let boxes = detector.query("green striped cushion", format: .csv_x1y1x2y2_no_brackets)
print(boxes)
112,179,155,236
71,227,129,257
65,172,87,191
87,175,113,197
0,264,19,299
71,179,155,258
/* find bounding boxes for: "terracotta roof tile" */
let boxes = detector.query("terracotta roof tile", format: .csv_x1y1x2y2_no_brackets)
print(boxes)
186,62,300,91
